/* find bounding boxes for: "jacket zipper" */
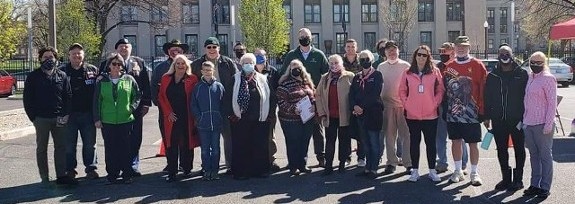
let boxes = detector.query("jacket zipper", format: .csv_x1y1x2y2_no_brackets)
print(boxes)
208,83,213,131
490,72,506,121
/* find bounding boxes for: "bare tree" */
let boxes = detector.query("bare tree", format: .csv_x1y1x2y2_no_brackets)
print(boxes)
519,0,575,47
380,0,418,51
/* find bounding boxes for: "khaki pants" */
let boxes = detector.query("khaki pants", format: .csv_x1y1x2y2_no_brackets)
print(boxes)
34,117,67,179
383,107,411,167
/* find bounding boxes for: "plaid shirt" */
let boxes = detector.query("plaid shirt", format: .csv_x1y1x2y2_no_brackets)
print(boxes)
523,71,557,131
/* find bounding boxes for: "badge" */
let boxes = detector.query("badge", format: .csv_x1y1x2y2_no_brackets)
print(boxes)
418,84,424,93
85,79,94,85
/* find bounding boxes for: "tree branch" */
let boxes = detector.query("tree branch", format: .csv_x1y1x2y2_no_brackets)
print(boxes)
101,20,151,37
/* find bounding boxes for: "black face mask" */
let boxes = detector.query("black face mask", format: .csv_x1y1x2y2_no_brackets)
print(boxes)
359,58,371,69
235,51,245,59
531,65,544,74
299,37,311,47
439,54,451,63
41,58,57,71
291,68,302,77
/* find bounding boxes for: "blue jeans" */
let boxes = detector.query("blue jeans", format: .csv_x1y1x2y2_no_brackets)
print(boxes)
199,129,221,173
129,111,144,173
436,108,468,167
280,120,312,170
66,112,97,173
363,130,381,172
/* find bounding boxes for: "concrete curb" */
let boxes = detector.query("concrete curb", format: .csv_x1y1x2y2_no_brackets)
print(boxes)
0,126,35,141
6,95,23,100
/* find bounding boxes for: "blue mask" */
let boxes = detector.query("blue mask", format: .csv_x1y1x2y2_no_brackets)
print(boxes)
242,64,255,74
256,55,266,64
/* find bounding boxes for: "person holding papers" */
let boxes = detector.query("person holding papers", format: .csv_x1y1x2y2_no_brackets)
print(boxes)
277,59,317,176
230,53,271,180
349,50,384,179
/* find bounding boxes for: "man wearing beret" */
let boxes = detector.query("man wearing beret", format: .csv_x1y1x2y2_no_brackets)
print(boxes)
151,39,190,172
100,38,152,176
191,37,238,175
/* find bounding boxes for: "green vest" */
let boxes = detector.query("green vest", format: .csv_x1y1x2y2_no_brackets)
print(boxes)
100,79,134,124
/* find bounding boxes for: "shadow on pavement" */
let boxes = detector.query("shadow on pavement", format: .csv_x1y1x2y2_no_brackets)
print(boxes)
552,137,575,163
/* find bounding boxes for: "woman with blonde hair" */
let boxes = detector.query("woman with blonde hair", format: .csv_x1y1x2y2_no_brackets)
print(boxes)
158,54,200,182
316,54,355,175
277,59,316,175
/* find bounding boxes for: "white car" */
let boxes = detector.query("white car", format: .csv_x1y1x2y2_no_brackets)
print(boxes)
521,58,572,87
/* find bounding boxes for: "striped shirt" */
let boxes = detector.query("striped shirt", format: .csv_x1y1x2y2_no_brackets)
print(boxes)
523,71,557,131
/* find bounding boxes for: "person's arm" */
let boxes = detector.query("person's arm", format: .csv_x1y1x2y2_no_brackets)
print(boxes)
130,76,142,113
477,61,488,119
360,73,383,110
190,85,201,119
434,70,446,109
92,81,102,122
315,75,327,117
61,72,72,117
150,63,163,106
23,73,35,121
138,60,152,107
320,52,329,75
158,76,173,118
543,76,558,134
398,71,408,107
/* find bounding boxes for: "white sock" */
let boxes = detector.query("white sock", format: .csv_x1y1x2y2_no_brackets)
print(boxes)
471,165,478,174
454,161,462,171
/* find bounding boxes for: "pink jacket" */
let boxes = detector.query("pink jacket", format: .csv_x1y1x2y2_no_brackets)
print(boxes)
399,68,445,120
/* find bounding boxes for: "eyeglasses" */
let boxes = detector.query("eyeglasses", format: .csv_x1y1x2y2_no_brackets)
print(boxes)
234,48,246,51
530,60,544,65
111,62,122,67
416,53,429,58
206,45,218,49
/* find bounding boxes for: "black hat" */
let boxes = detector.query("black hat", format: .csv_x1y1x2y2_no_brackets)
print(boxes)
383,40,399,49
162,39,189,55
115,38,130,49
68,43,83,51
204,37,220,47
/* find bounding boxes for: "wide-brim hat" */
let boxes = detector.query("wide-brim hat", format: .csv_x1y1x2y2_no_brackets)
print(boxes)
163,39,189,55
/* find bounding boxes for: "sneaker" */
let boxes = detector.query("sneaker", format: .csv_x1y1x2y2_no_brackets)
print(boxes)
537,189,550,199
449,170,465,183
383,165,396,175
86,171,99,180
357,159,366,167
470,172,483,186
524,186,543,196
428,169,441,182
408,169,419,182
435,163,448,173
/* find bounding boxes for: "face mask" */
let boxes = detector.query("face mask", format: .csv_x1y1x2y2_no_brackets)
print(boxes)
242,64,255,74
41,58,57,71
439,54,451,63
531,65,544,74
499,54,511,64
359,58,372,69
291,68,302,77
299,37,311,47
256,55,266,64
330,65,341,73
235,51,245,59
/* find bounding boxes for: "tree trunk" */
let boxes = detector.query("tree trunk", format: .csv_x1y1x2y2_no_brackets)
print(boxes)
97,14,108,59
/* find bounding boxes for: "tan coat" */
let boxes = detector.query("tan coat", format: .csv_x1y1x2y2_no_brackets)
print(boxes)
315,71,355,127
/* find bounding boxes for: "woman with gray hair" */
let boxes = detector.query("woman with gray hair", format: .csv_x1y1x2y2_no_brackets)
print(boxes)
230,53,271,180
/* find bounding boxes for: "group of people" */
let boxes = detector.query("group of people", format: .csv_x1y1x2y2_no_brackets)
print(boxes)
24,27,556,198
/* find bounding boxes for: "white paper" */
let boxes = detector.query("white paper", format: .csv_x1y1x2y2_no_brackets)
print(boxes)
297,96,315,123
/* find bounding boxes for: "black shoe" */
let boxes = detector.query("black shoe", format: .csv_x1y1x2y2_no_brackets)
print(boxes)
289,169,300,176
66,170,78,179
121,177,133,184
166,175,176,183
523,186,542,196
537,189,550,199
224,169,233,175
367,171,378,179
270,163,281,172
162,166,169,173
318,159,326,168
56,176,78,185
182,170,193,178
86,171,100,180
495,168,512,191
383,165,396,175
321,168,333,176
299,167,312,173
404,167,412,175
338,162,346,173
508,168,524,191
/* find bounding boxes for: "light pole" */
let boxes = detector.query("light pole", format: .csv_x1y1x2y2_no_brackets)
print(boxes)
48,0,56,49
484,21,489,59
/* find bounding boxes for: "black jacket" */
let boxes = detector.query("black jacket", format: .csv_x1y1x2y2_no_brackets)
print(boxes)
484,61,528,122
259,64,280,116
23,68,72,121
151,59,172,106
191,55,238,116
349,69,384,131
60,62,98,113
99,56,152,108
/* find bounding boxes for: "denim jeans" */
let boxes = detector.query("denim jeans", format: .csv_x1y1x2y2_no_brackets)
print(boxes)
66,112,97,173
363,130,381,172
199,129,221,173
436,107,469,167
129,111,144,173
280,120,313,170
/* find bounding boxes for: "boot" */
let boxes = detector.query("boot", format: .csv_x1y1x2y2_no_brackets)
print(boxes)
495,167,512,191
508,168,524,191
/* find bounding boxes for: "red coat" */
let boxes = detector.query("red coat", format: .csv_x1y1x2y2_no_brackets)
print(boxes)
158,74,199,149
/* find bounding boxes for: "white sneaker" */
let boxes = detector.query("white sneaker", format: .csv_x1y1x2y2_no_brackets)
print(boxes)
428,169,441,182
470,172,483,186
408,169,419,182
358,159,366,167
449,170,465,183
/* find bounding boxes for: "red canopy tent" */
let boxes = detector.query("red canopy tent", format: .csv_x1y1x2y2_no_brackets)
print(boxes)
550,17,575,40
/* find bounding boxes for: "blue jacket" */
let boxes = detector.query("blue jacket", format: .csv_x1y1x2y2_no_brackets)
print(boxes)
191,77,225,131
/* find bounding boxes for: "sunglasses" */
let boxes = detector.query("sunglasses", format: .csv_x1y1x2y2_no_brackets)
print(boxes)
234,48,246,51
530,60,544,65
206,45,218,49
416,53,429,57
111,62,122,67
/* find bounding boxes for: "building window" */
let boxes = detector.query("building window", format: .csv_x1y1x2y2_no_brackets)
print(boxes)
514,38,519,49
283,0,292,20
124,35,137,56
500,7,508,19
487,8,494,18
304,0,321,23
333,0,349,23
213,0,230,24
182,0,200,24
418,0,434,22
420,31,432,48
364,32,376,52
361,0,377,23
336,33,347,54
488,39,494,49
448,31,460,43
500,7,508,33
185,34,198,60
446,0,463,21
514,24,520,33
217,34,228,56
487,7,495,33
500,24,507,33
312,33,320,48
154,35,167,57
500,38,508,45
151,5,168,23
120,5,137,22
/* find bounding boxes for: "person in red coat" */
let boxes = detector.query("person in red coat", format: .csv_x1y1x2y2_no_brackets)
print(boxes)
158,54,199,182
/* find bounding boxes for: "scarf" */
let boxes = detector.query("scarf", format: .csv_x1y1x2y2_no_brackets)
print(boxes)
237,73,254,114
359,68,374,89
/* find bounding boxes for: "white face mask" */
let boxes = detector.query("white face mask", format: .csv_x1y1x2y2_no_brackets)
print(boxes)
500,58,511,64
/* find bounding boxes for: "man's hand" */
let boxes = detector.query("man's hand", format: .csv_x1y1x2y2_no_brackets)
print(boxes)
543,124,553,135
483,120,491,129
168,112,177,123
94,120,102,129
141,106,149,116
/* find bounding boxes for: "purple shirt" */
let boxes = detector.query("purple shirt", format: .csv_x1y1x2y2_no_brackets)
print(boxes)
523,71,557,131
